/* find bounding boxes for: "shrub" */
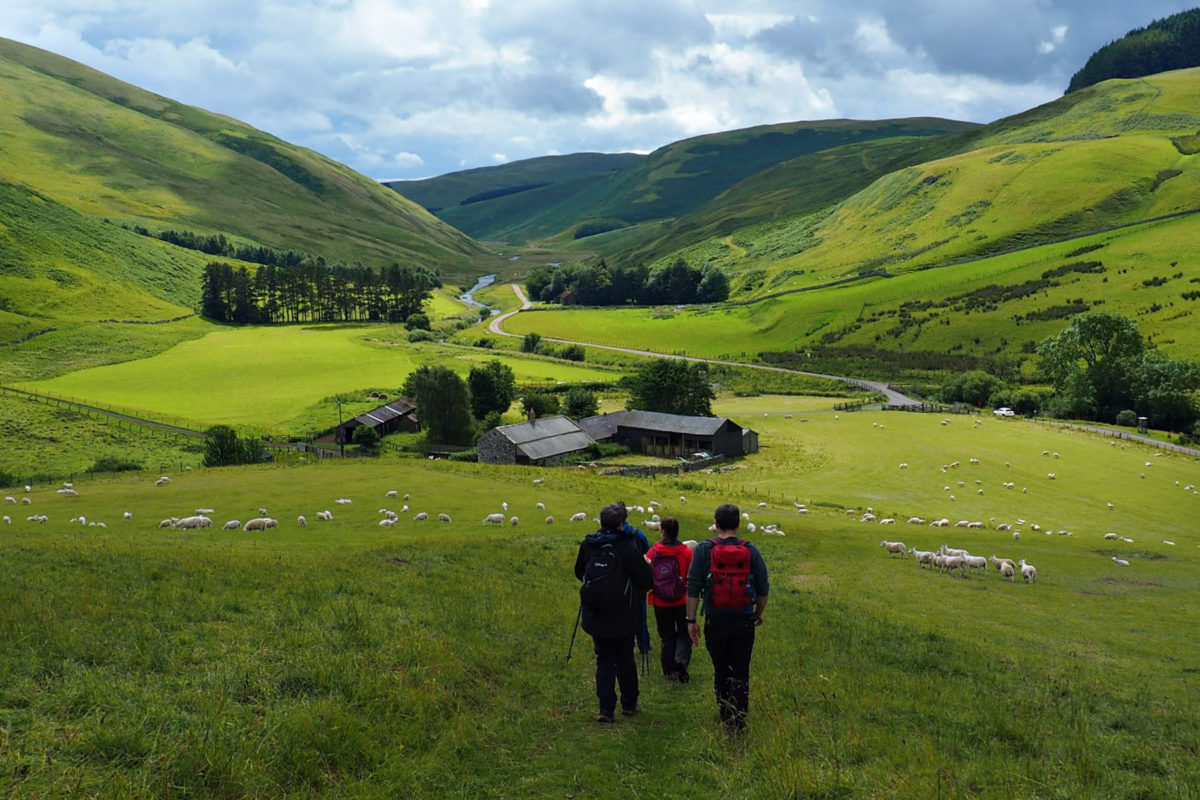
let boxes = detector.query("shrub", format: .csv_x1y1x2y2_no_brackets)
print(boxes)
521,333,542,354
351,425,381,452
1116,409,1139,427
87,456,143,474
473,337,495,349
406,312,431,331
407,329,435,343
560,344,585,362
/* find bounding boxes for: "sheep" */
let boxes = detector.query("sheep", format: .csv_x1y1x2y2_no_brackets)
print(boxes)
989,555,1015,572
954,520,970,528
404,493,410,500
860,513,877,523
898,462,909,469
679,495,688,504
386,490,399,498
1112,556,1130,567
221,519,241,530
962,554,988,573
930,518,950,527
742,511,750,520
536,502,546,510
483,513,506,525
879,517,896,525
570,512,588,522
509,516,519,526
757,502,767,509
879,540,907,556
747,522,757,533
379,518,396,527
645,520,661,531
1163,540,1176,546
502,501,509,512
413,512,428,521
123,511,132,520
24,485,31,492
436,513,452,523
967,521,985,530
400,505,409,513
159,518,175,528
1,515,9,524
907,517,926,525
20,497,31,505
939,545,969,557
999,561,1016,581
1012,531,1021,541
242,518,277,532
545,515,555,524
935,553,967,577
155,477,171,487
532,478,544,484
909,547,935,568
336,498,352,505
1047,473,1056,480
1018,559,1037,583
317,510,333,521
3,496,14,504
1103,532,1119,540
57,488,78,496
258,507,269,516
176,515,212,530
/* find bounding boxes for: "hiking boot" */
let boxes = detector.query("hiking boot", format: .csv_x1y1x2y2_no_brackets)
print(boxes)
596,711,615,724
676,665,690,684
621,705,641,717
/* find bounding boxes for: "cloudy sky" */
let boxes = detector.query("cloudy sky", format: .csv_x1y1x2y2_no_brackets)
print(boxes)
2,1,1195,180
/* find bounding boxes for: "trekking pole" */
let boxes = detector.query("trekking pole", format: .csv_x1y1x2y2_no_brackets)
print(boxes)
565,603,583,663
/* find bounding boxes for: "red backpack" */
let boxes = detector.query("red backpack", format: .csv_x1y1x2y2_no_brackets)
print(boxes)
707,537,752,611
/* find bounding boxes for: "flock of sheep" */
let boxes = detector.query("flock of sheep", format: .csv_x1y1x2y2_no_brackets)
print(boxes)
881,539,1036,582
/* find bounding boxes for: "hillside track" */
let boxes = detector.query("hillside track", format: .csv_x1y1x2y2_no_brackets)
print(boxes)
489,284,918,406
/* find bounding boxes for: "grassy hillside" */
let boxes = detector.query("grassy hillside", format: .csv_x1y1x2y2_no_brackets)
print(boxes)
1,406,1196,797
395,119,975,245
502,212,1200,373
0,37,490,308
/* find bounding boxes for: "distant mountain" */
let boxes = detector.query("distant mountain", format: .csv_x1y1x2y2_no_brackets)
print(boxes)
1068,8,1200,92
0,35,486,334
390,119,975,244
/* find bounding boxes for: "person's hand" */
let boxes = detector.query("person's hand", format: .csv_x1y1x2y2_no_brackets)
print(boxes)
752,612,764,627
688,621,701,645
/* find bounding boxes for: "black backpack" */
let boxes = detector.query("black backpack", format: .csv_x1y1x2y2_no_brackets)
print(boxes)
580,537,631,611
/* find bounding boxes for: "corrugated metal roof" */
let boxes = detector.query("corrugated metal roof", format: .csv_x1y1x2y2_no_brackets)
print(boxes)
351,399,416,427
577,410,628,441
618,410,729,436
517,431,595,462
496,415,582,444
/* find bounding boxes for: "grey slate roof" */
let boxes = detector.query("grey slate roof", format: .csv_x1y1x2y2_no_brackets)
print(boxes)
577,410,628,441
494,416,595,462
353,399,416,426
618,410,729,436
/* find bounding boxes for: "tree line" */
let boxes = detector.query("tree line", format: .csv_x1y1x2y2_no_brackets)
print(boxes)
131,225,310,268
1067,8,1200,92
526,259,729,306
199,261,441,324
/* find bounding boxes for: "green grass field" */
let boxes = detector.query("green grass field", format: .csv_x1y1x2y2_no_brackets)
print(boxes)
1,404,1197,798
21,323,620,434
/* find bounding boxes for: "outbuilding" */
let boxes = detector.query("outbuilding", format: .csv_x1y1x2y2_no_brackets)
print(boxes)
334,398,419,444
477,416,596,466
613,410,757,458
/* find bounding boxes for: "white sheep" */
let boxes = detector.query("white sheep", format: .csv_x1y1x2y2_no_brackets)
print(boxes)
746,522,757,533
907,517,926,525
999,561,1016,581
757,502,767,509
1103,532,1119,540
1,515,9,524
533,478,543,484
379,518,396,527
155,477,170,487
861,513,877,523
176,515,212,530
317,510,333,521
930,518,950,527
502,501,509,512
438,513,452,523
222,520,241,530
1018,558,1037,583
909,547,935,568
545,515,555,524
3,496,14,504
386,490,399,498
123,511,132,520
483,513,506,525
939,545,969,557
935,553,967,577
57,488,78,496
243,517,277,532
159,518,175,528
879,540,907,556
898,462,908,470
570,512,588,522
509,516,519,526
962,554,988,573
21,497,30,505
1012,531,1021,541
413,512,428,521
1163,540,1175,546
336,498,352,505
967,521,985,530
536,502,546,510
297,515,306,527
645,520,661,531
1112,556,1130,567
879,518,896,525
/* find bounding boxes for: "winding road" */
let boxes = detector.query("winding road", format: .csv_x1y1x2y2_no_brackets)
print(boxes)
488,284,919,406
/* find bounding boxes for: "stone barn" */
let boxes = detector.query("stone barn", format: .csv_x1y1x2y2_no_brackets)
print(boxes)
477,416,596,466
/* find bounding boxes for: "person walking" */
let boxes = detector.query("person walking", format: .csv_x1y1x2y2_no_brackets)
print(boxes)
646,517,694,682
575,502,653,723
686,503,769,733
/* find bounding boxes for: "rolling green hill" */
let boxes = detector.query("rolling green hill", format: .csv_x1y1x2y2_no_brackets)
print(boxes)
0,36,489,322
390,118,976,245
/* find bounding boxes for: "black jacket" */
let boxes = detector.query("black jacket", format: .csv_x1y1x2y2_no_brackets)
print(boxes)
574,528,652,638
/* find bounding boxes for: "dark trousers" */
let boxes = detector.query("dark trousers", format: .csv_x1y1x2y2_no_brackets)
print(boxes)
653,604,692,675
704,616,756,729
592,635,638,714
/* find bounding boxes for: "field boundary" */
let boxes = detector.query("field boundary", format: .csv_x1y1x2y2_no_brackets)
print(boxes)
0,385,207,439
1034,418,1200,457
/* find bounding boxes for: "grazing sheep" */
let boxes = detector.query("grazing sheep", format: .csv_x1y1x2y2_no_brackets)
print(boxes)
483,513,506,525
954,520,970,528
757,502,767,509
907,517,926,525
1012,531,1021,541
999,561,1016,581
317,510,333,521
509,516,519,526
879,540,907,556
645,520,661,531
533,478,544,484
258,508,268,516
536,501,546,510
379,518,396,527
176,515,212,530
939,545,969,557
861,513,877,523
1103,532,1119,540
570,512,588,522
1,515,10,524
159,518,175,528
909,547,935,568
879,518,896,525
746,522,757,533
545,515,555,524
386,490,399,498
123,511,132,520
57,488,78,496
3,496,14,504
155,477,171,487
336,498,352,505
962,554,988,573
898,462,909,470
1018,559,1037,583
679,495,688,504
1163,540,1176,546
221,520,241,530
1112,556,1130,567
1047,473,1056,480
438,513,452,523
967,521,985,530
935,553,967,577
242,517,277,532
413,512,428,521
400,505,409,513
930,518,950,527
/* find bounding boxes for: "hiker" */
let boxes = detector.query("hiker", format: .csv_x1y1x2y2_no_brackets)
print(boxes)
686,503,770,733
575,502,653,723
646,517,694,682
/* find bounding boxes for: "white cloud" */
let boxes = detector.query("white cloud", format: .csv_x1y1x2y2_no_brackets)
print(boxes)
394,151,424,167
492,152,508,163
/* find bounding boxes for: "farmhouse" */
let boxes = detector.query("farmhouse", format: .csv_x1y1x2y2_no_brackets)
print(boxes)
611,410,758,458
477,416,596,466
334,398,419,444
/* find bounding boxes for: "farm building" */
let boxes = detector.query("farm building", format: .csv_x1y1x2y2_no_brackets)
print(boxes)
334,398,419,444
576,410,628,443
477,416,596,466
612,410,757,458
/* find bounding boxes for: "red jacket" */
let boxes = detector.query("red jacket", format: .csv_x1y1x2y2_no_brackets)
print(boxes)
645,541,694,607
